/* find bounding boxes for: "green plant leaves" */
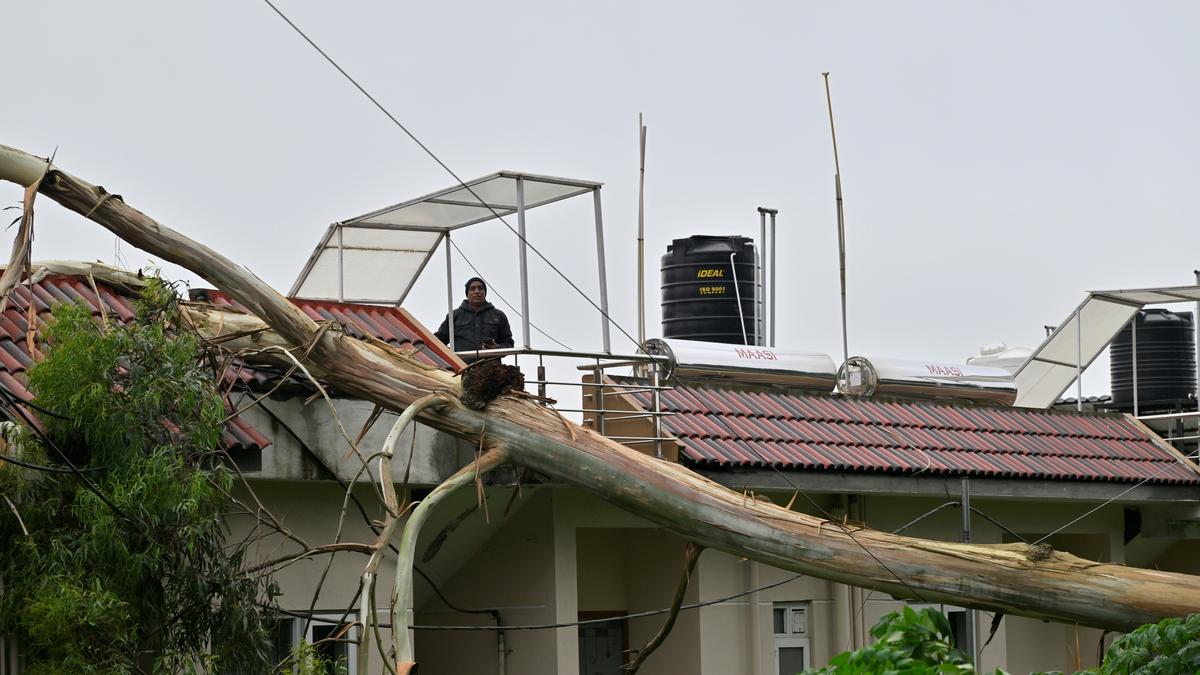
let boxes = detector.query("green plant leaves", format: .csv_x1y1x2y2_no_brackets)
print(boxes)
0,279,273,673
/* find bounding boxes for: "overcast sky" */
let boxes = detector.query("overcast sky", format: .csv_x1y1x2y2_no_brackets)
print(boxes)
4,1,1199,400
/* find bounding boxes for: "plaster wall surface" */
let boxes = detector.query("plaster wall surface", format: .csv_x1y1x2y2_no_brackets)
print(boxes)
238,396,475,484
231,473,1156,675
413,489,562,675
228,480,398,674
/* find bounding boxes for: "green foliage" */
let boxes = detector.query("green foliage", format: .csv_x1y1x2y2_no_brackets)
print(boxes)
0,279,275,673
804,607,1200,675
1082,613,1200,675
804,606,976,675
291,640,347,675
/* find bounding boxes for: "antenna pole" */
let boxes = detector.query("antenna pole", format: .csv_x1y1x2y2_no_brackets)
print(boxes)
823,72,849,365
637,113,648,346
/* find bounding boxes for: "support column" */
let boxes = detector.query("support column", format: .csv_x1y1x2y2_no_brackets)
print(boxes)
516,177,531,349
961,478,978,667
444,231,455,350
336,224,344,303
552,492,580,675
594,189,612,353
1076,310,1083,411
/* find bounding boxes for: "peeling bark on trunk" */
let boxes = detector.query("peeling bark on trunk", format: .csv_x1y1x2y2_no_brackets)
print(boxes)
3,143,1200,633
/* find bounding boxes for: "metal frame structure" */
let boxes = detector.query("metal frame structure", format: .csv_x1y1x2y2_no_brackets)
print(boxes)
289,171,612,352
1014,283,1200,409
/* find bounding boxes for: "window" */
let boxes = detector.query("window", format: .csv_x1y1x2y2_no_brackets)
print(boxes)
772,602,810,675
578,611,628,675
269,613,358,674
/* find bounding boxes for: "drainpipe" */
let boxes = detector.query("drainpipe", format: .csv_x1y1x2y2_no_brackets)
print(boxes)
848,495,865,649
497,620,507,675
748,560,762,675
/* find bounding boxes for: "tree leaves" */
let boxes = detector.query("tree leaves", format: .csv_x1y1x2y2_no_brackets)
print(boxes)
0,279,273,673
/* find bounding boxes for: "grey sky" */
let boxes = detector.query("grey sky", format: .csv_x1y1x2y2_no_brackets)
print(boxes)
4,1,1199,398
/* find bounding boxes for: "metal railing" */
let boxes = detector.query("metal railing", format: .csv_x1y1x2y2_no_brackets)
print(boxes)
453,347,675,459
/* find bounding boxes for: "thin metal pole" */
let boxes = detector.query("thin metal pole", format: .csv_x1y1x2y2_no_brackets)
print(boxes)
730,252,749,345
594,188,612,353
1076,309,1083,412
637,114,647,346
1132,315,1139,417
758,209,767,346
652,361,663,459
537,355,547,400
336,224,344,303
960,478,978,667
823,73,849,365
516,177,531,349
593,361,606,436
445,232,455,351
769,210,777,348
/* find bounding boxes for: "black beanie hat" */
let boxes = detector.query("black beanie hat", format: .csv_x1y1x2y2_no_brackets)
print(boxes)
464,277,487,295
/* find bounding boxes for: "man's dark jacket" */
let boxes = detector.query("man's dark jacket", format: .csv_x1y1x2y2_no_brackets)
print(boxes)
434,301,515,351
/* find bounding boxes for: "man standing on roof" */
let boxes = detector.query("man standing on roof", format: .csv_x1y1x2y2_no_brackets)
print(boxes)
434,277,515,352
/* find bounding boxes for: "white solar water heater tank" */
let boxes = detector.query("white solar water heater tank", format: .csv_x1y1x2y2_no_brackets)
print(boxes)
837,355,1017,406
642,338,838,391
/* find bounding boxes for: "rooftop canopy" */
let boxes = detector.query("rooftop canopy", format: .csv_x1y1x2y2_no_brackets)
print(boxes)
289,171,610,350
1015,284,1200,409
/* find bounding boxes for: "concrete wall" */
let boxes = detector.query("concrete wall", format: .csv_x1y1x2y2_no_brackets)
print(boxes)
228,480,398,674
413,489,563,675
232,472,1165,675
236,395,476,484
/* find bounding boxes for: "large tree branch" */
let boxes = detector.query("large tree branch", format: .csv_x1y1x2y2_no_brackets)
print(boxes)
3,143,1199,634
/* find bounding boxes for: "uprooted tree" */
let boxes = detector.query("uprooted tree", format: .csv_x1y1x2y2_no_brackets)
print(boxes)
2,143,1200,672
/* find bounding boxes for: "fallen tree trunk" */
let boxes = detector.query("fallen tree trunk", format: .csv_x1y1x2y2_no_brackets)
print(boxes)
2,143,1199,633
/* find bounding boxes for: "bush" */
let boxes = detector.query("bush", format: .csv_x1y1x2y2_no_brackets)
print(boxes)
804,606,974,675
0,280,276,673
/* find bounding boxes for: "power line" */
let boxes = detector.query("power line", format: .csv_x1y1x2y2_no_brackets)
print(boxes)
260,0,645,356
1033,468,1170,546
695,404,926,603
445,237,572,351
270,572,805,632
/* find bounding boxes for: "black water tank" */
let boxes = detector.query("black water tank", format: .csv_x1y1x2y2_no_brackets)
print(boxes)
1110,309,1197,407
661,235,757,344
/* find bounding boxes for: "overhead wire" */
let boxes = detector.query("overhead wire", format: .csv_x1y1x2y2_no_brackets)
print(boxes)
260,0,645,356
445,236,572,350
270,571,805,632
259,0,1156,622
698,403,927,602
1032,468,1169,546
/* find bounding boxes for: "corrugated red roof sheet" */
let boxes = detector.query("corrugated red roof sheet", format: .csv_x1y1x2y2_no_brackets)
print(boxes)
0,275,272,451
622,381,1199,485
192,289,461,372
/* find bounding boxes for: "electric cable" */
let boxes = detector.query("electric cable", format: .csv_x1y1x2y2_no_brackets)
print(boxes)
445,236,572,351
268,571,804,632
673,398,926,602
0,449,106,474
1033,468,1169,545
249,396,499,617
260,0,647,357
890,501,1028,544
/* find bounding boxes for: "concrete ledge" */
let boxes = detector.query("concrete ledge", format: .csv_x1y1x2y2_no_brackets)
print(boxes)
698,469,1200,503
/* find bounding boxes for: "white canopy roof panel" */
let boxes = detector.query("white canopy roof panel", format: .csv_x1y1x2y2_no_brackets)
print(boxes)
289,171,602,304
1014,284,1200,408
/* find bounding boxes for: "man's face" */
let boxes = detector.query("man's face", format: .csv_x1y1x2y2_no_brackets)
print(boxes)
466,281,487,307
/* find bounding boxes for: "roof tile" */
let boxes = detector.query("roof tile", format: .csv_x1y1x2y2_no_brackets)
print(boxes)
621,379,1199,485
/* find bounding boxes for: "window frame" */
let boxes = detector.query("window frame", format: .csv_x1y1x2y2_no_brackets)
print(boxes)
772,601,811,675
